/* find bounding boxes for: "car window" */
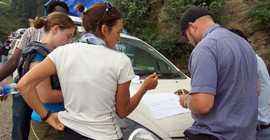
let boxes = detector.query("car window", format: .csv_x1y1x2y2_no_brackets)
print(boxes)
114,37,186,79
74,25,186,79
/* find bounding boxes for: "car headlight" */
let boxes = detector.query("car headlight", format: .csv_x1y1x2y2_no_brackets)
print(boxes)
128,128,160,140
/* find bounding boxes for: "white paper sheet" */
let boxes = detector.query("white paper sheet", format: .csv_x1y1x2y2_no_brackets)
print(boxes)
131,75,141,84
129,87,136,97
142,93,190,119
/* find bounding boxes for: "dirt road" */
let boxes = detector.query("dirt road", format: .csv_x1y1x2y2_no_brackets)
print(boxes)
0,76,14,140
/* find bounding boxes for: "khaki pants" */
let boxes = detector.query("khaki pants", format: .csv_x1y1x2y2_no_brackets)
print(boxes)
29,120,63,140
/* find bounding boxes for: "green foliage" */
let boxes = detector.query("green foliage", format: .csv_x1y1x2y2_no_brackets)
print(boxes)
208,0,226,22
37,0,46,17
111,0,225,66
11,0,39,27
250,1,270,30
0,0,42,42
0,1,21,42
111,0,162,46
157,0,225,62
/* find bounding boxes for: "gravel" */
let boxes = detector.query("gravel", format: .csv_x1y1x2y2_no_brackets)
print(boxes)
0,76,14,140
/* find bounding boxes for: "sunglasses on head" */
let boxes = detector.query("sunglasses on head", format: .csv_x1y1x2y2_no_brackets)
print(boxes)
99,2,112,29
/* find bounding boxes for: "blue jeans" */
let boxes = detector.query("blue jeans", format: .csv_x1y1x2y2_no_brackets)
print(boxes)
257,127,270,140
12,93,32,140
1,55,7,66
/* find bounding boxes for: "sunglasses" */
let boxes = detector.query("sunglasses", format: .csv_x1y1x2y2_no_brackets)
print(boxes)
99,2,112,29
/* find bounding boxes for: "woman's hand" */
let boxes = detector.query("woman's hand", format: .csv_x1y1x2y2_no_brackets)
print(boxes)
116,73,159,118
141,73,159,91
46,112,65,131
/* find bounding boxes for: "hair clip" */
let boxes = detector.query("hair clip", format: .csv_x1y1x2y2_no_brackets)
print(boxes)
83,8,87,14
44,20,47,25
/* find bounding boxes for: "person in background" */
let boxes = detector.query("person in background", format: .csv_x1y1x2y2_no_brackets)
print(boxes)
175,6,258,140
230,28,270,140
18,2,159,140
0,0,69,101
0,40,10,87
22,12,75,140
0,40,11,65
0,1,70,140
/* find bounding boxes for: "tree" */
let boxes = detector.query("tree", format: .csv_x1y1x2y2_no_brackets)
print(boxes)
0,0,45,41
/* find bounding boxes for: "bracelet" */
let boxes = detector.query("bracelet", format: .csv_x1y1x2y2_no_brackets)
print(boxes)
41,110,51,121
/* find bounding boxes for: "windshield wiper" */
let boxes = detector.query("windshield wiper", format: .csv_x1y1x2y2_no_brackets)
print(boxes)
135,72,153,77
158,71,187,79
135,71,187,79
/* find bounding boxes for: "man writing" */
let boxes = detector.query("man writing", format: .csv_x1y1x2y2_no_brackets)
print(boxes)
175,6,258,140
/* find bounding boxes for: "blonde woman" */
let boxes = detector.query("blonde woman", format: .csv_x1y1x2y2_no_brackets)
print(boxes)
18,12,76,140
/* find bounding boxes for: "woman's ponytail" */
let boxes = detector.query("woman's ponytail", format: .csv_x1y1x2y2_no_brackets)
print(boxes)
29,17,46,29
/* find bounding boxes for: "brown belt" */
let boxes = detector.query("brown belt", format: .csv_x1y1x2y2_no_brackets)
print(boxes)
257,123,270,130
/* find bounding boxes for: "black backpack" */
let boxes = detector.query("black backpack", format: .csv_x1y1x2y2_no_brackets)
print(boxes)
14,41,61,90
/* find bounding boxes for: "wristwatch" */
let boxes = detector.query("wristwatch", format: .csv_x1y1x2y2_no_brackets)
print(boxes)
41,110,51,121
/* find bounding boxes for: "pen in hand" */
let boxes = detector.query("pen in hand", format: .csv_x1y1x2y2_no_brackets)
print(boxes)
174,89,187,95
181,89,185,95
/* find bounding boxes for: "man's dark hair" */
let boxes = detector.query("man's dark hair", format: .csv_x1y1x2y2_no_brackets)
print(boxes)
229,29,248,41
46,0,69,15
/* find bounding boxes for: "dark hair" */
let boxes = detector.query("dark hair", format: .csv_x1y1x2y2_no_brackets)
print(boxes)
75,2,122,38
46,0,69,15
229,29,248,41
29,12,76,33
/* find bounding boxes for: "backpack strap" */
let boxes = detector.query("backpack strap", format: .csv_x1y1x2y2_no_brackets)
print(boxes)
15,41,61,90
15,42,50,83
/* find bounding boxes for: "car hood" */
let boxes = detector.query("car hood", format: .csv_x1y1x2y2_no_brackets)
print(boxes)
128,78,194,139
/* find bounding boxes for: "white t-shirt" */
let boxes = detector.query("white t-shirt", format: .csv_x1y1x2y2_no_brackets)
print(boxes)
48,43,135,139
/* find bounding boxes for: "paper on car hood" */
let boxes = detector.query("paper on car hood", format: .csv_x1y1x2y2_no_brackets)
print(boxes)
128,79,194,139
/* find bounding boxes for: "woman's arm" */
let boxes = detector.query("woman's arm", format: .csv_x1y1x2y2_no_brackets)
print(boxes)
17,57,64,130
30,61,63,104
116,73,159,118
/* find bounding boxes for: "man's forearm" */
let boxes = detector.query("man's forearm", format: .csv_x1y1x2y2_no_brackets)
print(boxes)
0,49,21,81
0,59,18,81
186,93,215,114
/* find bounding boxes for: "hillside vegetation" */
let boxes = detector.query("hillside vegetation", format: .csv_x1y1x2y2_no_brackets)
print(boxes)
0,0,269,74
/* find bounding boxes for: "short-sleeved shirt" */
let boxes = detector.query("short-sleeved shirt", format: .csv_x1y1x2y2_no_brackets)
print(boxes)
48,43,135,139
188,24,258,140
17,27,44,50
256,54,270,125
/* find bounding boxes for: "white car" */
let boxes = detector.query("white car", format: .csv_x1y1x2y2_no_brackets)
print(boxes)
76,16,194,139
9,39,21,55
9,28,27,39
114,34,193,140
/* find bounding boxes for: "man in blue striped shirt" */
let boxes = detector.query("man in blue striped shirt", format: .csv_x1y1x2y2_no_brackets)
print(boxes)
176,6,258,140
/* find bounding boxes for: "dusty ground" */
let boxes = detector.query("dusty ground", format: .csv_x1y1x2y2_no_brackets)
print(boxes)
0,76,14,140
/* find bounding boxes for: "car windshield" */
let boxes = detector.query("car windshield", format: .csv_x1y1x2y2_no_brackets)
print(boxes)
114,37,186,79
